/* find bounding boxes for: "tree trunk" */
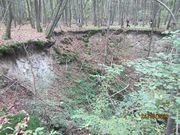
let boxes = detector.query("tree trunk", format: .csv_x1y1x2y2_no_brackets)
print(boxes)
42,0,47,26
167,0,177,29
105,0,111,64
157,9,161,28
45,0,68,38
4,0,12,40
93,0,97,26
26,0,35,28
118,0,121,25
166,118,176,135
34,0,42,32
68,0,72,27
121,0,124,28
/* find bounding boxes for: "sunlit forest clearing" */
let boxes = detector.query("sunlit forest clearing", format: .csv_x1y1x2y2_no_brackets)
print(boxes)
0,0,180,135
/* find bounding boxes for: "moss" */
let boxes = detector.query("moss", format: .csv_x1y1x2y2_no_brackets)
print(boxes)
80,60,101,75
81,35,90,43
34,41,47,49
0,40,52,58
87,29,100,36
0,46,15,56
58,31,65,35
81,30,99,43
84,44,92,55
53,47,78,64
61,37,73,45
58,53,78,64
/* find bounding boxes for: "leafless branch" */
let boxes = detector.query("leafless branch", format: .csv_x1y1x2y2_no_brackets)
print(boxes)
154,0,176,24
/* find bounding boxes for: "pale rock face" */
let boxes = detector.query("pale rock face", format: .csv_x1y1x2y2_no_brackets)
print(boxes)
0,52,56,92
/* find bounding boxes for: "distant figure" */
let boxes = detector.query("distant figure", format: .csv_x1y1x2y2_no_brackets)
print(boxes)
126,20,130,27
171,22,176,29
150,19,153,28
78,18,82,27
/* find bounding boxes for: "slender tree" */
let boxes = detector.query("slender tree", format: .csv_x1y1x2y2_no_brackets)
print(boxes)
3,0,13,40
45,0,68,38
34,0,42,32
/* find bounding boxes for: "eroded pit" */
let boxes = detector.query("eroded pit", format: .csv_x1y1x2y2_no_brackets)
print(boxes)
0,30,168,133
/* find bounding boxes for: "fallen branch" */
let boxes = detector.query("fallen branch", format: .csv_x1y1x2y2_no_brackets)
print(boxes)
2,74,64,113
2,74,30,91
109,84,130,98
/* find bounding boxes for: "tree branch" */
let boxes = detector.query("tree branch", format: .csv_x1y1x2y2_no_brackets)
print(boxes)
154,0,176,24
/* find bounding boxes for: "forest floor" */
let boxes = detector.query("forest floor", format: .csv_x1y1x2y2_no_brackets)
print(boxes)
0,25,47,45
0,24,167,46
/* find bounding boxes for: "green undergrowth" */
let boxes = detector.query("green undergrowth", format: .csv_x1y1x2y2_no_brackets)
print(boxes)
80,60,101,75
1,30,178,135
53,46,78,64
0,114,40,135
57,31,180,135
0,40,52,57
0,108,60,135
60,37,73,45
63,75,98,109
81,30,99,43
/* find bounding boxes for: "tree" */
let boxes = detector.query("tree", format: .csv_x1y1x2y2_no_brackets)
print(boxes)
26,0,35,28
45,0,68,39
93,0,97,26
34,0,42,32
3,0,13,40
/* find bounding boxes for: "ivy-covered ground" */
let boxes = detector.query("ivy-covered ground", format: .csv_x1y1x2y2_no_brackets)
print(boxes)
0,30,179,135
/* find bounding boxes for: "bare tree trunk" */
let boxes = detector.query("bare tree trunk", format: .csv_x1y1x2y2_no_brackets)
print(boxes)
157,9,161,28
68,0,72,27
154,0,176,24
64,2,68,26
121,0,124,28
26,0,35,28
49,0,53,17
118,0,121,25
105,0,111,64
167,0,177,29
166,118,175,135
3,0,12,40
147,1,157,57
93,0,97,26
34,0,42,32
79,0,84,27
45,0,68,38
143,0,147,26
72,0,78,24
42,0,47,27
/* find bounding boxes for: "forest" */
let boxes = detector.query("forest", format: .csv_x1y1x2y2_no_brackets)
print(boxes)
0,0,180,135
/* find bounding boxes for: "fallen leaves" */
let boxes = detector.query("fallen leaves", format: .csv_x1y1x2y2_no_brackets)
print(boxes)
0,25,47,46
